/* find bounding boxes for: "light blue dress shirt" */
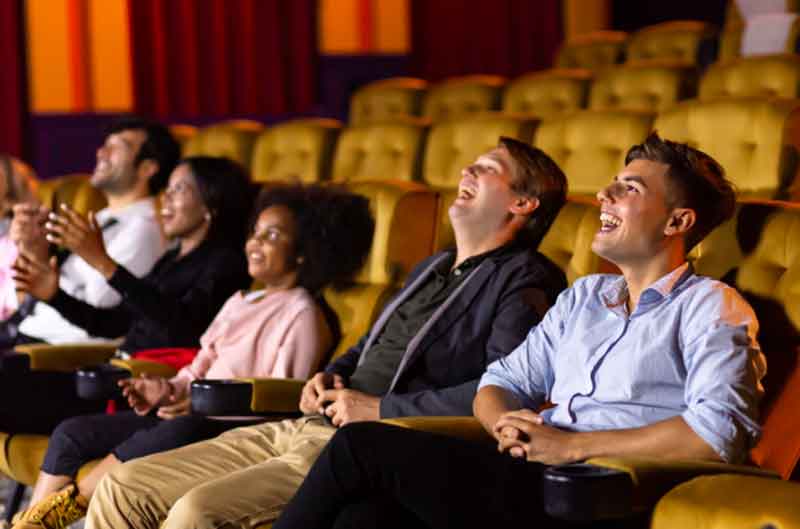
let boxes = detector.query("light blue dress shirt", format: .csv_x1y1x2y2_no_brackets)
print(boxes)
478,263,766,463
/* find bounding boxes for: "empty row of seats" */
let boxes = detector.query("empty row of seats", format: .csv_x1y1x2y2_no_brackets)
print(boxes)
171,96,800,253
345,52,800,126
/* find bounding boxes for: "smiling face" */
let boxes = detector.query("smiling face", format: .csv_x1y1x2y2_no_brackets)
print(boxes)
160,163,209,239
591,158,678,267
92,129,147,193
245,205,300,288
449,147,526,237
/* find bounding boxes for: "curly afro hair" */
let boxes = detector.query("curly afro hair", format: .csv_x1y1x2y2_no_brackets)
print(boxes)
250,184,375,294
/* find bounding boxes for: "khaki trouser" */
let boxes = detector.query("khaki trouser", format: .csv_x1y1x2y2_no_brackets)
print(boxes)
85,416,335,529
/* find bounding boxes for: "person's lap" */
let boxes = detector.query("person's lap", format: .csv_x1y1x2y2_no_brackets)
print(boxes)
86,416,336,529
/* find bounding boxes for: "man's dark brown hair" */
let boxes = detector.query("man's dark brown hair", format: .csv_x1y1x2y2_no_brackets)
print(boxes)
498,136,568,246
625,132,736,251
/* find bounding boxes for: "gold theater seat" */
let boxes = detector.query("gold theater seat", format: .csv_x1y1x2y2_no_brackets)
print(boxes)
589,62,698,113
33,173,107,217
330,122,427,183
348,77,428,126
699,54,800,100
655,98,800,200
421,114,538,250
183,123,260,169
533,109,654,197
250,118,342,184
652,474,800,529
502,69,592,119
625,21,716,66
537,198,605,285
422,75,506,122
167,124,197,155
555,30,628,72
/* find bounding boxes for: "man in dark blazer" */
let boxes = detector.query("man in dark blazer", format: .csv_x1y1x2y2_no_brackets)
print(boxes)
85,137,569,529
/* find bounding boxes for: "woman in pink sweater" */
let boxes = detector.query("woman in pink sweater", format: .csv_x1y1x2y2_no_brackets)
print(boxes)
12,185,374,529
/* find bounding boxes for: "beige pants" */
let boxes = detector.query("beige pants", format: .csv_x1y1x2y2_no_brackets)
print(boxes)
85,416,335,529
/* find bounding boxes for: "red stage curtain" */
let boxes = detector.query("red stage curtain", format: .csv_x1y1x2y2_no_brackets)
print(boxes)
128,0,318,119
0,0,29,158
410,0,562,81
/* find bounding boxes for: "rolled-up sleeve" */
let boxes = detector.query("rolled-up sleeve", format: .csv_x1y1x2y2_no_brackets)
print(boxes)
681,286,765,463
478,287,574,410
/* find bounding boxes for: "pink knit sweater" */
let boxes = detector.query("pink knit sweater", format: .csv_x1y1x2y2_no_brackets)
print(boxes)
170,287,332,398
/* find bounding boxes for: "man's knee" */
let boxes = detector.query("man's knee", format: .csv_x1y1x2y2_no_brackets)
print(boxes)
165,489,219,529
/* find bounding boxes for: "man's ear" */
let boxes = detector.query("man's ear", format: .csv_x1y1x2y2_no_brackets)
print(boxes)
509,196,539,216
136,159,159,183
664,208,695,237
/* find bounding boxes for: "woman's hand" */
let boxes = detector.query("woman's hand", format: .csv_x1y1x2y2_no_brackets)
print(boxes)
119,374,172,416
12,248,59,301
157,396,191,420
45,205,118,279
10,203,50,258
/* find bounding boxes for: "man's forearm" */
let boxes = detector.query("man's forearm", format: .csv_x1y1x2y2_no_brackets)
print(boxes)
473,385,522,435
569,415,722,462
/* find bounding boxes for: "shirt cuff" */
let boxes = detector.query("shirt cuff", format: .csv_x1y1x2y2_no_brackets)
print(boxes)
107,265,138,296
681,409,737,463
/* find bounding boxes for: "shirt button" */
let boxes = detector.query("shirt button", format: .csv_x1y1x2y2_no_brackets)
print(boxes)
454,269,462,276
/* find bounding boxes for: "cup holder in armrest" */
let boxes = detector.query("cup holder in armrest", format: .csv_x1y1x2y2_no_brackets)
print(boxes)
543,463,633,521
190,379,254,416
75,364,131,400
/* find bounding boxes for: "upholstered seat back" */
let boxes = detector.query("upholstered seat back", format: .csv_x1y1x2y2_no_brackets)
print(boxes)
538,199,604,285
349,77,428,126
422,75,505,122
502,69,592,119
731,203,800,479
183,124,260,169
686,204,743,281
345,180,438,285
168,124,197,154
655,98,800,200
331,123,427,183
699,55,800,100
589,62,697,113
324,283,397,361
250,119,341,183
422,115,538,250
35,173,107,216
626,21,715,66
533,110,654,196
555,31,628,72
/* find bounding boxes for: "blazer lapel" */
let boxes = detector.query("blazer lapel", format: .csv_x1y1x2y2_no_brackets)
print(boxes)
388,258,498,391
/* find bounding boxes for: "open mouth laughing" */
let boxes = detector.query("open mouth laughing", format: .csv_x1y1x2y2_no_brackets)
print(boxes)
599,211,622,233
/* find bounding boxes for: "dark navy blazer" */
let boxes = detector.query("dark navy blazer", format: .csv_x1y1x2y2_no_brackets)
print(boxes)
326,246,566,418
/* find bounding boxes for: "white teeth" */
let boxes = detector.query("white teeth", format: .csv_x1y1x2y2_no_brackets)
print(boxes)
458,187,476,200
599,212,621,227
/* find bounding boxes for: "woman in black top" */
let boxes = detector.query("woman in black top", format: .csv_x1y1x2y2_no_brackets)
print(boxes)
2,156,252,434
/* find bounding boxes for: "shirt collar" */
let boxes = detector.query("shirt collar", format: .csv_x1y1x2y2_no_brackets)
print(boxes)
600,262,693,310
95,198,156,224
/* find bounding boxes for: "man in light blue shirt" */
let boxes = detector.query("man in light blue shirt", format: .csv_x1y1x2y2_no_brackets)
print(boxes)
271,132,768,529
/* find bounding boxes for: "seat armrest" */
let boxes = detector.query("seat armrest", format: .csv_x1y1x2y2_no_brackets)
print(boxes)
109,358,178,379
380,416,494,445
239,378,306,414
14,342,119,371
585,456,779,513
652,474,800,529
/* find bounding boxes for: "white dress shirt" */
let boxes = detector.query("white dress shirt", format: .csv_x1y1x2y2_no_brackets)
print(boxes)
19,198,167,343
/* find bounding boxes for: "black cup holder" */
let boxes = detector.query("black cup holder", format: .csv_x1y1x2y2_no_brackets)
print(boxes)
190,379,253,416
75,364,131,400
543,463,633,522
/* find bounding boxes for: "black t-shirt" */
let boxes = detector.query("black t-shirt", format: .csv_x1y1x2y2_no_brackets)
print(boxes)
348,244,511,395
